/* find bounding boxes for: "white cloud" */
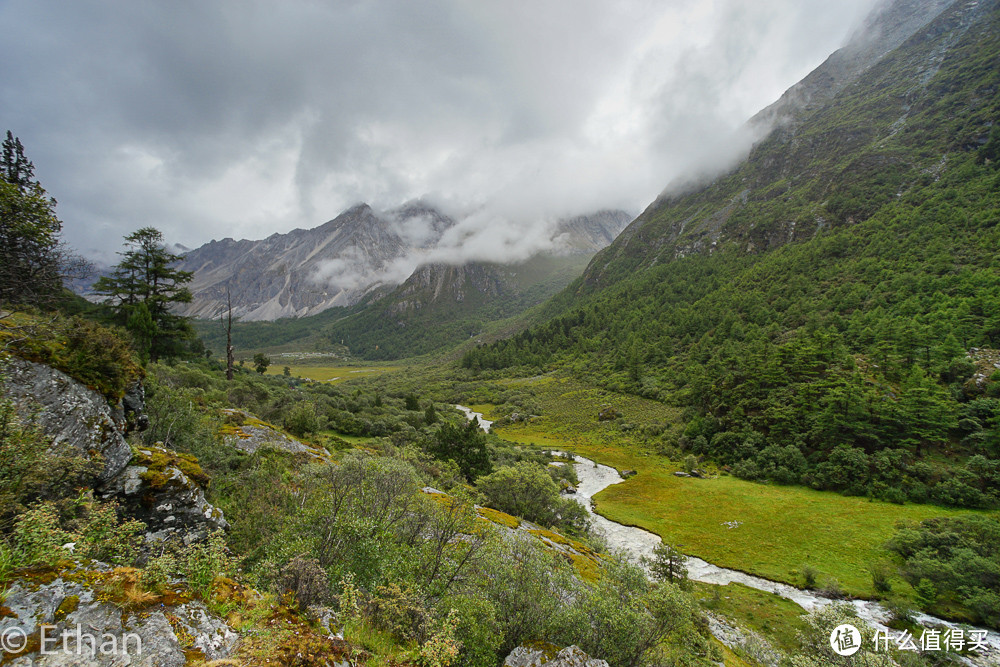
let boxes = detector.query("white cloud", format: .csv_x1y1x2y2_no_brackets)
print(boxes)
0,0,878,261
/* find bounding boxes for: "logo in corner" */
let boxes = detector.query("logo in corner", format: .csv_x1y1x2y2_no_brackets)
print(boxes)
830,623,862,656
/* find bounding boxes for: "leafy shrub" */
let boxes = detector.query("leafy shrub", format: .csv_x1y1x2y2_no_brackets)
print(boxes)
11,501,73,566
185,531,237,599
369,581,430,641
76,500,146,566
1,311,142,401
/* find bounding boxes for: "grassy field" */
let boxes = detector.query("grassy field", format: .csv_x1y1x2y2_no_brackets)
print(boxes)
485,375,996,600
264,364,401,383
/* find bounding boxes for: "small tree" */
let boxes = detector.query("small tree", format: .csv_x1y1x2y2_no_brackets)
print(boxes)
425,403,438,425
253,353,271,374
428,420,492,482
646,542,688,585
93,227,194,362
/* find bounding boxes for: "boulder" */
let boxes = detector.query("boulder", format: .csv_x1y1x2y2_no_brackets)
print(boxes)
504,645,609,667
219,408,324,458
99,444,228,546
0,567,238,666
1,358,133,482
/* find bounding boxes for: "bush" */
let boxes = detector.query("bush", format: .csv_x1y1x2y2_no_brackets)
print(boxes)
279,555,329,610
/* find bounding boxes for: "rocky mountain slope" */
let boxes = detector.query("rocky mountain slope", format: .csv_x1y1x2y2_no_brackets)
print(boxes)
175,202,630,323
175,202,447,321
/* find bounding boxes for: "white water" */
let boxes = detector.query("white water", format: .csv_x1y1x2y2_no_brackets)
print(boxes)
454,404,493,432
454,405,1000,663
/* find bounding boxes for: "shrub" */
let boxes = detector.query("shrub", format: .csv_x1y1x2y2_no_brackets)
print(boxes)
184,531,237,599
279,556,329,610
369,581,430,641
76,500,146,566
12,501,73,567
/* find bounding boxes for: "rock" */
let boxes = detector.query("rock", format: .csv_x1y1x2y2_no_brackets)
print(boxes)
674,471,691,477
597,405,621,422
219,408,324,458
0,567,238,666
99,444,228,546
504,645,609,667
0,358,133,482
620,470,637,479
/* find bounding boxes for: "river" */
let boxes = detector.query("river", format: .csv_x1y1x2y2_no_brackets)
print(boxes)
455,405,1000,663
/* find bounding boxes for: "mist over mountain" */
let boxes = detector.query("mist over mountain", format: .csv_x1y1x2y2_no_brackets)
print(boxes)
174,204,631,322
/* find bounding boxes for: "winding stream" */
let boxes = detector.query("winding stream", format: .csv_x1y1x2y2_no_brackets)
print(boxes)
455,405,1000,663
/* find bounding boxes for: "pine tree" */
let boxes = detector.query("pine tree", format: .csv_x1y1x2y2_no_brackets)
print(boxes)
1,131,36,192
0,131,66,306
94,227,194,362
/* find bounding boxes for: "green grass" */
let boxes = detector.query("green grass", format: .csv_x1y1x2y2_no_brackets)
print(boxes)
488,375,997,600
264,364,401,383
692,581,809,654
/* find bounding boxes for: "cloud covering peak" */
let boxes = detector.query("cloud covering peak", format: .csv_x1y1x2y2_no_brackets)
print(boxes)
0,0,878,262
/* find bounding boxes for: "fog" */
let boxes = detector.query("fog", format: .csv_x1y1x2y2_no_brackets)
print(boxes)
0,0,878,263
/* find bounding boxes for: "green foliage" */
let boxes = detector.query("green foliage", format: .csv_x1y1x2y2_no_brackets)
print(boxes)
0,394,102,529
646,542,689,585
1,311,143,401
0,132,68,308
75,500,146,566
184,531,237,599
427,419,492,482
93,227,194,362
887,515,1000,627
476,461,588,534
11,501,74,567
253,352,271,374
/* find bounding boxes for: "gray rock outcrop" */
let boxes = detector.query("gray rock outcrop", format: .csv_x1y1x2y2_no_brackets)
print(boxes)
99,444,229,546
1,358,134,482
0,567,238,666
504,645,609,667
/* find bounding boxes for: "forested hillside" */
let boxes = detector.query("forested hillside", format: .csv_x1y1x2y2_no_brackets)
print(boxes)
463,0,1000,506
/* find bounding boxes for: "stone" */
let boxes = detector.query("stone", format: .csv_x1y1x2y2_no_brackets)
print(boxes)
99,444,228,546
219,408,324,458
0,568,237,667
504,645,609,667
1,358,133,482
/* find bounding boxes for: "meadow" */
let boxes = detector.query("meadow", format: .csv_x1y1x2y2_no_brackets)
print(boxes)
483,375,996,602
264,363,401,383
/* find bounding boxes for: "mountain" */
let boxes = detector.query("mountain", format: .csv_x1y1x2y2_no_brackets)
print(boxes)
319,210,632,359
464,0,1000,505
588,0,987,286
176,202,630,323
175,202,454,321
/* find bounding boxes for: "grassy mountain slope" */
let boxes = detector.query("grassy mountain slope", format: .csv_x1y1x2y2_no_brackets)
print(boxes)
463,0,1000,507
581,0,997,290
328,254,594,360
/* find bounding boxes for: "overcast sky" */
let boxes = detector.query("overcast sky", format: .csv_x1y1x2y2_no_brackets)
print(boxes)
1,0,879,262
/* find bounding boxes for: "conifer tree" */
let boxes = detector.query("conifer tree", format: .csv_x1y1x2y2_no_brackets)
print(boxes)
94,227,194,362
0,131,66,306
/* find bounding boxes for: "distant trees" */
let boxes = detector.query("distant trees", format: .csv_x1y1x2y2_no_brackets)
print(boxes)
0,131,79,307
252,353,271,374
93,227,194,362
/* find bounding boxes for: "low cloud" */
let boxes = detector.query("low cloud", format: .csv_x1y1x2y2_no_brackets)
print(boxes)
1,0,878,262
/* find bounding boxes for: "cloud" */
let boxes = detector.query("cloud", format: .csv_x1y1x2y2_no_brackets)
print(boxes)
0,0,878,263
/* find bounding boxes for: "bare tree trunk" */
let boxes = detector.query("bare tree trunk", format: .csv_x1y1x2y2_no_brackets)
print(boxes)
223,287,234,381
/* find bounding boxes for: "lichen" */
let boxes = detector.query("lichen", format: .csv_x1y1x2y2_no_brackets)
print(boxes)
53,594,79,622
